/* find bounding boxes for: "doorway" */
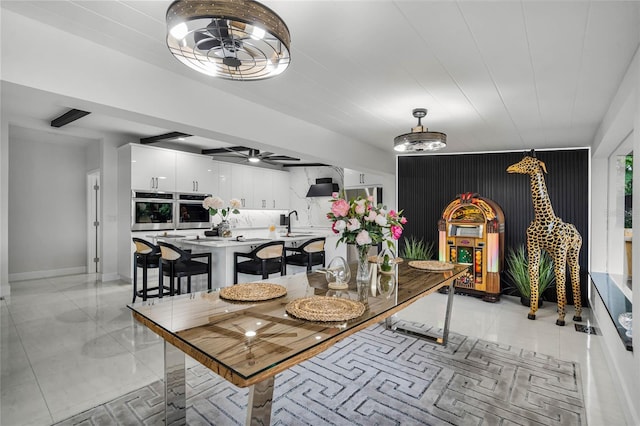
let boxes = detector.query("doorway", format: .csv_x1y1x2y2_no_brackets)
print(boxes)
87,171,101,275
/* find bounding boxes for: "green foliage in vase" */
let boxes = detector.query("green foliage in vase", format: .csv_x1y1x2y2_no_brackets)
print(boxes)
400,236,434,260
381,254,392,272
506,245,555,299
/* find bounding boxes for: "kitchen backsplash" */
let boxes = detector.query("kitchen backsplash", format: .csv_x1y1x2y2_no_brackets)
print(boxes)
221,209,287,229
288,166,343,228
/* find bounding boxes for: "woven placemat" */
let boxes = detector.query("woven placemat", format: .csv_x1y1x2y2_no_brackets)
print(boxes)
286,296,365,322
219,283,287,302
408,260,454,271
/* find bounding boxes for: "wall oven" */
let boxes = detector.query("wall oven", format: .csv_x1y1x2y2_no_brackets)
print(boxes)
176,193,212,229
131,191,176,231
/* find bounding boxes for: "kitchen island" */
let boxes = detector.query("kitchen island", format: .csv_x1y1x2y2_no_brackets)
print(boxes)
149,230,343,287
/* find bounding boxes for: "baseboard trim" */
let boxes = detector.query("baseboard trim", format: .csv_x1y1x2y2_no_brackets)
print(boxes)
8,266,87,282
100,272,120,282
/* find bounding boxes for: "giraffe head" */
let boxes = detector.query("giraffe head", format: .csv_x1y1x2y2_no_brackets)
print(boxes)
506,151,547,175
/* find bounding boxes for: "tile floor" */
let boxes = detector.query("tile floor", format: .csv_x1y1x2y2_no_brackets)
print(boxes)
0,274,629,426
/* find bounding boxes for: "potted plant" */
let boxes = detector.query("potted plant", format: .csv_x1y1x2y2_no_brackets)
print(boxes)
505,245,555,307
399,236,434,260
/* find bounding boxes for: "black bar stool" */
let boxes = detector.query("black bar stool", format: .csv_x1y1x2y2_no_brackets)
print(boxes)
158,241,212,295
132,238,171,302
285,237,326,272
234,241,286,283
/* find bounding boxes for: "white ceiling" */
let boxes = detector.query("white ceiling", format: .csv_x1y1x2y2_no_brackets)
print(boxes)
2,1,639,160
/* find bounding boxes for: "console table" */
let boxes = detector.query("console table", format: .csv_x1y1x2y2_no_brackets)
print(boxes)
129,262,468,425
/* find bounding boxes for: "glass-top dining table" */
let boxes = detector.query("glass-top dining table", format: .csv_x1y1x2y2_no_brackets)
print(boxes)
128,262,468,425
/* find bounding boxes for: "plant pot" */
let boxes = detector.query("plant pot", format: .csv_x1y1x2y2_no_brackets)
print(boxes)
520,296,543,308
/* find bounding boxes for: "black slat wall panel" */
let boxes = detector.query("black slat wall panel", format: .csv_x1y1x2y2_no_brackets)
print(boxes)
398,149,589,305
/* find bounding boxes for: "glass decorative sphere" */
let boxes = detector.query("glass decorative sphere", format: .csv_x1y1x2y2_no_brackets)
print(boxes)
376,248,397,275
618,312,632,338
326,257,351,290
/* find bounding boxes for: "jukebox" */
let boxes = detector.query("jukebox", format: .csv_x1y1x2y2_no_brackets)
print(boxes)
438,193,505,302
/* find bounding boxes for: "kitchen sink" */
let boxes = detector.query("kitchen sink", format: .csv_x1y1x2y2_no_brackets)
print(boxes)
282,233,315,238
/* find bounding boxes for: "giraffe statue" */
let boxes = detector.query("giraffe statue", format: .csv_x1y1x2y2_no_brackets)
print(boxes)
507,151,582,326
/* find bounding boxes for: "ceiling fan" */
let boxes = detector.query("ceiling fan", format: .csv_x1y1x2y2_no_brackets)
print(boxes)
202,146,301,165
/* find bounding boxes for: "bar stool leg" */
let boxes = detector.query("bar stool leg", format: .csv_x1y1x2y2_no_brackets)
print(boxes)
132,253,138,303
142,256,148,301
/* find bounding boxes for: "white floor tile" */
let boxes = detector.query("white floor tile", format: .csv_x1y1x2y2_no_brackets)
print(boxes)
0,273,632,425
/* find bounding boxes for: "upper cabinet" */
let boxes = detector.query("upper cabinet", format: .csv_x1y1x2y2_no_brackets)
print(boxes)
272,170,290,209
175,151,218,194
122,144,290,209
217,162,232,202
344,168,383,187
231,163,254,208
130,144,176,192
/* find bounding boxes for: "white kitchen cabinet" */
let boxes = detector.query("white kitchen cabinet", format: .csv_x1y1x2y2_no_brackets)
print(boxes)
217,161,232,201
130,144,176,191
344,168,383,188
252,168,272,209
231,163,254,208
272,170,290,209
175,151,218,194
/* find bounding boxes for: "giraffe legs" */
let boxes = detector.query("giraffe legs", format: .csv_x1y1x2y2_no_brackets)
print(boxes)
569,242,582,322
527,244,541,320
554,250,568,326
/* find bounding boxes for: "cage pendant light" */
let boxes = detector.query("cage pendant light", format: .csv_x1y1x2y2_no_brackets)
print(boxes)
394,108,447,152
166,0,291,81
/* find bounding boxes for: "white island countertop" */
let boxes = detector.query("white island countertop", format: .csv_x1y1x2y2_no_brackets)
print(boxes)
147,229,334,249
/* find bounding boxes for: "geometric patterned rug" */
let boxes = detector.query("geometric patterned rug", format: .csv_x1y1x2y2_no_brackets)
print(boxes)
55,322,585,425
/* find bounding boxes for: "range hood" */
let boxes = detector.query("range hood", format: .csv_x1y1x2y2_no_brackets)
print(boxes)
306,178,339,197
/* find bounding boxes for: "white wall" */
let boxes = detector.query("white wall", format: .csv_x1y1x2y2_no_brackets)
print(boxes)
0,115,8,296
590,46,640,425
100,136,124,282
8,126,97,280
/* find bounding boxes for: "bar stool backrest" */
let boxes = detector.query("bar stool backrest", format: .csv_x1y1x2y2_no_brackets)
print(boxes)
303,239,325,253
133,238,158,255
256,243,284,260
158,243,184,261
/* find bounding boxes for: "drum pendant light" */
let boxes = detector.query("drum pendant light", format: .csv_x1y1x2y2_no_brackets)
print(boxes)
394,108,447,152
166,0,291,81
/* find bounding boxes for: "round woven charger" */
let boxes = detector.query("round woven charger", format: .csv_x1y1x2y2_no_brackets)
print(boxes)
286,296,365,322
219,283,287,302
408,260,454,271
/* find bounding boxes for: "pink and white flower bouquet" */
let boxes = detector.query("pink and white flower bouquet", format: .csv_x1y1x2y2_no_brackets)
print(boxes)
202,196,241,221
326,192,407,251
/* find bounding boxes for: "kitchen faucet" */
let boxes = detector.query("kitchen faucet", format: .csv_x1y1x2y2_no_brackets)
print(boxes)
287,210,298,235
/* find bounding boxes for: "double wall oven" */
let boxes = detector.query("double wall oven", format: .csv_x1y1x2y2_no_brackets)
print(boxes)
131,191,211,231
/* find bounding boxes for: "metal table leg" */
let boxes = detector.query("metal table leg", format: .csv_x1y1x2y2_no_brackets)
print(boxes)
165,341,186,425
386,279,456,347
246,376,275,426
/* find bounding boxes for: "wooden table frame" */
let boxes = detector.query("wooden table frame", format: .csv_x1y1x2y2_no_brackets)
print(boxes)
129,263,468,425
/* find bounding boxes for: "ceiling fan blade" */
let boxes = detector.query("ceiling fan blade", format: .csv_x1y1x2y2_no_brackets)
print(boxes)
261,158,280,166
213,152,248,160
194,32,221,51
258,152,274,158
265,156,300,161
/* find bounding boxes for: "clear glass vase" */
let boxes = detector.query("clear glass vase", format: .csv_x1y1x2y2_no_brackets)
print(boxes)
219,220,232,238
356,245,371,304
